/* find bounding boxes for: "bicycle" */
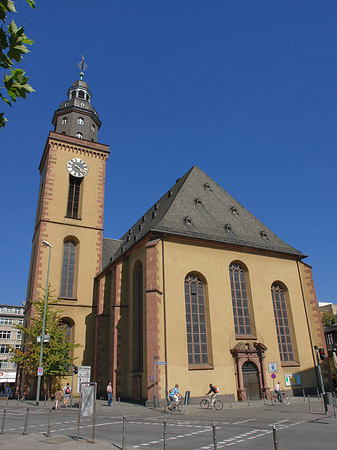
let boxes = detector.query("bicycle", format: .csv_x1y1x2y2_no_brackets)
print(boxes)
200,396,223,410
168,397,182,412
270,391,290,406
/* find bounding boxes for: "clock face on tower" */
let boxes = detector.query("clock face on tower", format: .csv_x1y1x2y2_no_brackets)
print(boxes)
66,158,89,178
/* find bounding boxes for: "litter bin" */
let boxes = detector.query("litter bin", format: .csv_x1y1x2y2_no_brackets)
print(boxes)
323,392,332,405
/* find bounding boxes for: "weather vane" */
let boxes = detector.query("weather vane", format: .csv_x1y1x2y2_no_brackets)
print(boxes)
78,55,87,80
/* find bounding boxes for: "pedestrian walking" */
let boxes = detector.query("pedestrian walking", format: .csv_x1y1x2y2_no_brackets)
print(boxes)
63,383,71,407
107,381,113,406
54,388,63,410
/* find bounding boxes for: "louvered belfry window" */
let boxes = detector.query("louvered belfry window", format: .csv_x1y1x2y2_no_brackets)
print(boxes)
67,176,82,218
184,274,208,365
229,263,252,336
271,284,294,362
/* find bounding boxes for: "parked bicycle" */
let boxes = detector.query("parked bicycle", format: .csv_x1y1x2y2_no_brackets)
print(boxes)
270,391,290,406
200,396,223,410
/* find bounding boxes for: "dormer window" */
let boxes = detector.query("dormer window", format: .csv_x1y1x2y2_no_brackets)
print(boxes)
91,124,95,132
62,117,68,125
71,91,76,99
77,117,84,125
76,132,83,139
78,90,85,99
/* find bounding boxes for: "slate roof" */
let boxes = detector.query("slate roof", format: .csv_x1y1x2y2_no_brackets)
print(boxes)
102,166,303,268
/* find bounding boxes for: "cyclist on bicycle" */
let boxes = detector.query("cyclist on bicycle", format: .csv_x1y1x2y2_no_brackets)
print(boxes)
168,384,183,410
275,381,285,403
205,384,219,406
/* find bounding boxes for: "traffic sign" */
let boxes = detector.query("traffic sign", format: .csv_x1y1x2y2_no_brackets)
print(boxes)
271,373,276,379
268,362,278,373
156,361,167,365
37,366,43,376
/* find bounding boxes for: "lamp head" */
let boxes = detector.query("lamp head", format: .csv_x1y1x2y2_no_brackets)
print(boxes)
41,240,52,248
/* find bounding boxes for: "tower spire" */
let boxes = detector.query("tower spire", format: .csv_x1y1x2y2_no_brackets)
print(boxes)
78,55,87,81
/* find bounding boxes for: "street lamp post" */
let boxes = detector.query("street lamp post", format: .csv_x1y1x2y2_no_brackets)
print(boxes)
36,240,52,406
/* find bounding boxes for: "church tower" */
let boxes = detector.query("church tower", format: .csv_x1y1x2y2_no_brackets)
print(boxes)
24,69,109,393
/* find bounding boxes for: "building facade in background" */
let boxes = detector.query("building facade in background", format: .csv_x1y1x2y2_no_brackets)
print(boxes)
0,305,24,394
23,74,330,402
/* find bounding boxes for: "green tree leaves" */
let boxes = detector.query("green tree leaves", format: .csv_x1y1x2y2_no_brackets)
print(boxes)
0,0,36,128
10,286,80,397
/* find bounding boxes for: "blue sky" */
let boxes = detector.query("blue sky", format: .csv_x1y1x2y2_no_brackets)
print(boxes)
1,1,336,305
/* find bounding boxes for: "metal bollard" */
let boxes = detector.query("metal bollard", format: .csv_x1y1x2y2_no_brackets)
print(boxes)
263,393,266,406
247,393,250,406
303,389,305,401
308,395,312,413
122,414,126,450
163,419,167,450
272,425,279,450
320,393,325,411
118,397,121,412
212,422,217,449
6,397,8,406
17,393,19,406
23,408,30,435
333,397,336,419
0,409,6,435
229,397,232,408
316,388,319,398
44,395,46,407
47,408,52,437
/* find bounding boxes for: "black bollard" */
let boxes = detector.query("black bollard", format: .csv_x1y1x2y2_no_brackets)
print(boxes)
0,409,6,435
212,422,217,449
272,425,279,449
122,414,126,450
163,419,167,450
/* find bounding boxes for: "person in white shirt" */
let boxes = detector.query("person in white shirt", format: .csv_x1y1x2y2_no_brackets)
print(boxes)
275,381,284,403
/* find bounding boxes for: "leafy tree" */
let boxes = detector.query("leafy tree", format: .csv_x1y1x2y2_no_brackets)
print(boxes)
10,286,80,398
321,311,337,327
0,0,36,128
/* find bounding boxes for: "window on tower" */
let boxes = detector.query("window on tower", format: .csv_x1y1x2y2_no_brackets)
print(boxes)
76,132,83,139
66,176,82,219
62,117,68,124
78,90,85,99
77,117,84,125
91,124,95,132
60,239,78,298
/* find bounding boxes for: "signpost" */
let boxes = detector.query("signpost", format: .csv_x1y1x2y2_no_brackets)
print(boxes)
76,366,91,393
77,382,97,444
271,372,276,390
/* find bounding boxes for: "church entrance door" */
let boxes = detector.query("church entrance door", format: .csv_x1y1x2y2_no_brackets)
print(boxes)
242,361,260,400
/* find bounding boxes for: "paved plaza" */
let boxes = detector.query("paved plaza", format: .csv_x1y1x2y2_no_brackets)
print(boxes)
0,396,335,449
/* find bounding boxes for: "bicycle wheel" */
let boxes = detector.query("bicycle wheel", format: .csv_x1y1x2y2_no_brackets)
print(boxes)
283,393,290,405
200,399,209,409
214,400,223,410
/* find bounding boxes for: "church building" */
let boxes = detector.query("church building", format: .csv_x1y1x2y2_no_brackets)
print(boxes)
24,73,329,403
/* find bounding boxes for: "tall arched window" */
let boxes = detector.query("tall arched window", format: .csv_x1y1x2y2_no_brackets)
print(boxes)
271,283,294,362
60,240,77,298
66,176,82,219
229,263,252,336
184,274,208,365
132,262,143,370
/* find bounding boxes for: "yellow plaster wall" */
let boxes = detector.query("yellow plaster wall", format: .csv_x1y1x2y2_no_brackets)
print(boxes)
162,240,317,398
